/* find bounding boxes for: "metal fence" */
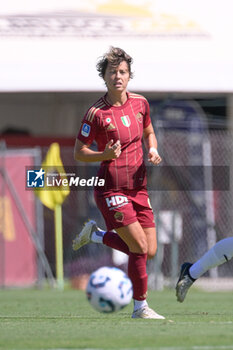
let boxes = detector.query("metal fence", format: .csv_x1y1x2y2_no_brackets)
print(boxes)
55,125,233,290
1,120,232,290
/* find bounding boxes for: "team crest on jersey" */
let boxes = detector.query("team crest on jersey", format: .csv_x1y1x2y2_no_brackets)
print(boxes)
121,115,131,127
136,112,143,123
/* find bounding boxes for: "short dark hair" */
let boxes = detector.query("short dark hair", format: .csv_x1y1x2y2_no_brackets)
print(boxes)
96,47,133,79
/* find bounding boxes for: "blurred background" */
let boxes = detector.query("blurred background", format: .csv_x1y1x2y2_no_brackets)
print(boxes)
0,0,233,291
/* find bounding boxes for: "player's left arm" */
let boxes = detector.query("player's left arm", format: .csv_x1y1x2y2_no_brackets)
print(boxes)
143,123,162,165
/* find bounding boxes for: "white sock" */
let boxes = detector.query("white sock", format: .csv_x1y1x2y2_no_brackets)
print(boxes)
133,299,148,312
190,237,233,279
91,229,105,244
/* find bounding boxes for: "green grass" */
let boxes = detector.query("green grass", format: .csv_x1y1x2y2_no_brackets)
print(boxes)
0,287,233,350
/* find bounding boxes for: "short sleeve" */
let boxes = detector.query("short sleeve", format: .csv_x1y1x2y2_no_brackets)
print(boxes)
77,113,98,145
143,99,151,129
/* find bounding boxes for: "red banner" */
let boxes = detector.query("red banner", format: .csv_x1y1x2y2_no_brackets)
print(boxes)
0,151,37,286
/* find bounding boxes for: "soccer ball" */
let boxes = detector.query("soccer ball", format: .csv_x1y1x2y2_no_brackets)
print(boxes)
86,266,133,313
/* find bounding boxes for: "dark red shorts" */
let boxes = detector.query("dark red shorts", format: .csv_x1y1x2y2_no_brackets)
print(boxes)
94,188,155,231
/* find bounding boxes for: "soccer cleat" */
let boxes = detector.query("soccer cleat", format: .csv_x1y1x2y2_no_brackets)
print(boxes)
176,262,194,303
72,220,98,251
132,306,165,319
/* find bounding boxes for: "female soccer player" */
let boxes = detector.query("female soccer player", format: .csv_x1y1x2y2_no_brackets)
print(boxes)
176,237,233,302
73,47,164,319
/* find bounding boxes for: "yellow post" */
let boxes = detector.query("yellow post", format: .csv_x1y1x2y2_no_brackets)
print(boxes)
54,204,64,290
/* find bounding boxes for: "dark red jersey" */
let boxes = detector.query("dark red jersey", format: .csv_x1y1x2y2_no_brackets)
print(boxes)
77,92,151,190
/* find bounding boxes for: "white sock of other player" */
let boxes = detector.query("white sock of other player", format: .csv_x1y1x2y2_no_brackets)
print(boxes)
133,299,148,311
91,229,106,244
189,237,233,279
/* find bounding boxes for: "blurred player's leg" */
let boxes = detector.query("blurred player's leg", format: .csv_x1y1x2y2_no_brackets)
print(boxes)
72,220,130,254
116,222,165,319
73,223,158,258
103,231,129,254
143,227,157,260
189,237,233,279
176,237,233,302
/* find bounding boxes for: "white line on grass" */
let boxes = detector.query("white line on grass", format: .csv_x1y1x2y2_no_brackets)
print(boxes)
38,346,233,350
178,321,233,325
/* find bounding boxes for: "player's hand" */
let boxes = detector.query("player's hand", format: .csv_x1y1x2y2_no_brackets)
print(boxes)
148,147,162,165
103,139,121,160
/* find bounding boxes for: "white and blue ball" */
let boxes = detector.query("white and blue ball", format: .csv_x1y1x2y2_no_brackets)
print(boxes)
86,266,133,313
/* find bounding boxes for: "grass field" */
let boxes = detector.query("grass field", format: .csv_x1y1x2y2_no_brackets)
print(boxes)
0,287,233,350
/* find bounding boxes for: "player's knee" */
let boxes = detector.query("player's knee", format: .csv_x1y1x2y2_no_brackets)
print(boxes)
147,242,157,260
135,237,148,254
147,246,157,260
147,252,155,260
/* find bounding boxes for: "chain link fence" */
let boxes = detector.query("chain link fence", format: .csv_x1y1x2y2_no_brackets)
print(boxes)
49,123,233,290
2,100,231,290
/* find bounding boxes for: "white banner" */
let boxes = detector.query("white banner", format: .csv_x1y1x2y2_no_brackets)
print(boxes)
0,0,233,92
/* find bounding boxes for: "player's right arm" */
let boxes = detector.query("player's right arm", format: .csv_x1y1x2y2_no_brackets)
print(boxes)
75,104,121,162
74,139,121,162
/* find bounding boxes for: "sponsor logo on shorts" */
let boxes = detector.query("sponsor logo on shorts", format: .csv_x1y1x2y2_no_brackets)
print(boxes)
105,195,128,210
114,211,124,222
